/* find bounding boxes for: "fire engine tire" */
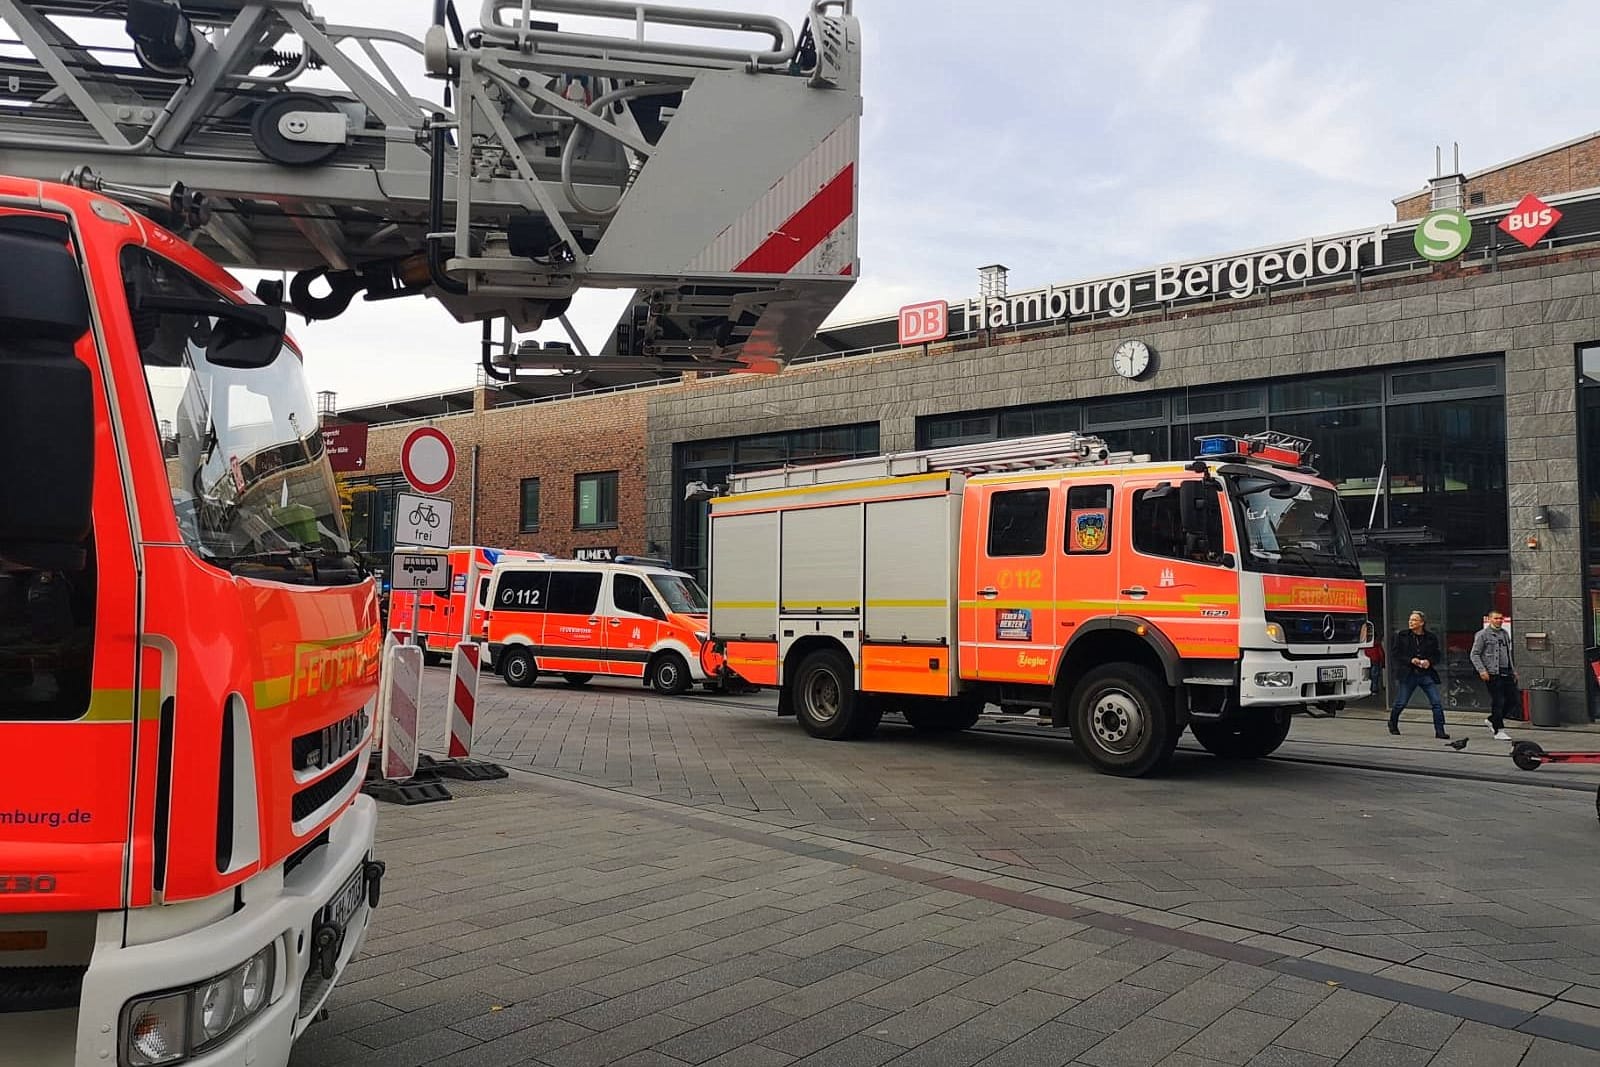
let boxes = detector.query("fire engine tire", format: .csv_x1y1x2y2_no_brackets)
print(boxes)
501,648,537,688
847,698,885,740
1190,710,1293,760
793,648,867,741
562,673,593,688
903,698,983,733
648,652,692,696
1068,664,1178,777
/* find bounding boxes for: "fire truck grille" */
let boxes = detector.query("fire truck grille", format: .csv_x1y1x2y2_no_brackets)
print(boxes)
292,709,369,774
0,965,86,1013
1266,611,1367,644
291,756,360,823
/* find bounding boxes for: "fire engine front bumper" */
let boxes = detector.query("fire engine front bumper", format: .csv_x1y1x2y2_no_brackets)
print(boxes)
71,795,380,1067
1238,648,1368,707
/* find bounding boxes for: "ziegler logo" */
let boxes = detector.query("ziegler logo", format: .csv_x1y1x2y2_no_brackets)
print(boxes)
1016,652,1048,670
0,875,57,893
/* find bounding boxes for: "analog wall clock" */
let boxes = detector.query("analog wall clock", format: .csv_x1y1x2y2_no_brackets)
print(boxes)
1112,339,1152,380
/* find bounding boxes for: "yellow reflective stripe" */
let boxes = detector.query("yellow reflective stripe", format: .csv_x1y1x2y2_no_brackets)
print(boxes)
969,464,1191,486
294,630,374,649
713,600,778,610
711,471,951,505
781,600,860,610
866,599,948,608
254,675,294,711
958,597,1238,611
957,599,1058,610
80,687,163,723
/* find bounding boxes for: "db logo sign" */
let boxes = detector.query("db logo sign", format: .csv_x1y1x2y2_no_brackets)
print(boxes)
1499,194,1561,249
898,300,948,346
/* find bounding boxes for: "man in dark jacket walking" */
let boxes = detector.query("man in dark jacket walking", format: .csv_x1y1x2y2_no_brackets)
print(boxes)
1389,610,1448,739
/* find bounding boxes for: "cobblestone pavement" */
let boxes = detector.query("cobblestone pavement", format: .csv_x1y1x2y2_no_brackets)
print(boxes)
294,674,1600,1066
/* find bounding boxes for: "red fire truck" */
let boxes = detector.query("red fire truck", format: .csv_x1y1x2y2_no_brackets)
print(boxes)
705,431,1371,777
0,178,383,1064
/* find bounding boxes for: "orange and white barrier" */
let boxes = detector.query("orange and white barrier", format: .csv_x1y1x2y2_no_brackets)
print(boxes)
447,642,481,759
378,642,423,781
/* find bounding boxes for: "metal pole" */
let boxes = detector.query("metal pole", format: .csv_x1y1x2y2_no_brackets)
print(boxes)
1367,462,1386,529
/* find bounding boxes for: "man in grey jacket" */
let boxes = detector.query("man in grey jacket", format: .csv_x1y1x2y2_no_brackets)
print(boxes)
1470,610,1517,741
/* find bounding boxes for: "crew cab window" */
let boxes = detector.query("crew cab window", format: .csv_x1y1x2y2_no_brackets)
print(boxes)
1065,485,1112,554
547,571,603,615
987,489,1050,557
496,569,550,611
477,576,492,607
1132,487,1224,562
613,574,664,620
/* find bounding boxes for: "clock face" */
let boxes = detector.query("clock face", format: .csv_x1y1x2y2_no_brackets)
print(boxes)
1113,340,1151,379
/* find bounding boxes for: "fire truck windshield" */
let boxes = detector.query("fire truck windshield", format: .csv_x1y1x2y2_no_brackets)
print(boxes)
124,248,359,584
651,574,708,615
1228,476,1360,580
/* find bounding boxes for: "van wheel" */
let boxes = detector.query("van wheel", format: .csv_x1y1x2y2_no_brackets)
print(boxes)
501,648,537,688
1192,710,1292,759
1068,664,1177,777
903,697,983,733
562,673,593,688
793,649,867,740
648,652,691,696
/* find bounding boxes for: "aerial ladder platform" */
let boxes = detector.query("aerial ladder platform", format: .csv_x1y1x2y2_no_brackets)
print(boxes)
0,0,862,375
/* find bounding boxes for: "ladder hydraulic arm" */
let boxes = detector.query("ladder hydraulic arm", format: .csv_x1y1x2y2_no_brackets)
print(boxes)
0,0,862,374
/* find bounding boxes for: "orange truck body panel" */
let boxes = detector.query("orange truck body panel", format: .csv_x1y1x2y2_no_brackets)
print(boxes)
389,545,546,647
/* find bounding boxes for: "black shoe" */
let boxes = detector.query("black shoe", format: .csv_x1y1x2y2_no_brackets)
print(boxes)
1388,722,1400,735
1436,732,1450,740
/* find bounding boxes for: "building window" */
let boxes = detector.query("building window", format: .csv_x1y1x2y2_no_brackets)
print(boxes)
519,477,540,532
575,471,618,529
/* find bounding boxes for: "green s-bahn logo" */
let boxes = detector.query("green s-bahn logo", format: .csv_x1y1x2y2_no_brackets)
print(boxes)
1414,209,1472,263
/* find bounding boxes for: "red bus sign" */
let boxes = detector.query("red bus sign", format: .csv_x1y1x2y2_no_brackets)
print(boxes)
898,300,949,345
1499,194,1561,249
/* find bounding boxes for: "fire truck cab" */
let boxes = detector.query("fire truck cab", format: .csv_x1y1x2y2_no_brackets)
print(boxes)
706,431,1372,777
485,557,714,695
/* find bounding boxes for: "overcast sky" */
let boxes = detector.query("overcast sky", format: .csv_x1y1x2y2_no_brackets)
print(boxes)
269,0,1600,407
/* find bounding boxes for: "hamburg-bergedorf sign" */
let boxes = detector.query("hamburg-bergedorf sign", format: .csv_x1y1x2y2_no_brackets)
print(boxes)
955,226,1390,331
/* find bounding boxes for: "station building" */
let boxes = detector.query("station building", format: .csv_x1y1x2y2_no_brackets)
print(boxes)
338,133,1600,720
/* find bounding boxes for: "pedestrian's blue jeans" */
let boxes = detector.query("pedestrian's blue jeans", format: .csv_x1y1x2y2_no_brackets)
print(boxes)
1391,674,1445,732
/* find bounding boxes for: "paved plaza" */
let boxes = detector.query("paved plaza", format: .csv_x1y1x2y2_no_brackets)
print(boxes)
292,676,1600,1066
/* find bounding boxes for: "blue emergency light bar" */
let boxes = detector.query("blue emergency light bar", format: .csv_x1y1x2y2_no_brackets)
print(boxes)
1193,432,1313,469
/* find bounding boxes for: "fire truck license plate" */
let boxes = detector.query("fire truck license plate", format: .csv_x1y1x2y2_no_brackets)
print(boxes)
322,866,366,932
1317,666,1346,682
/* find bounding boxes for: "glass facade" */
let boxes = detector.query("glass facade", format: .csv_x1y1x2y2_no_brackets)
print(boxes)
1579,345,1600,718
673,423,879,582
917,357,1511,708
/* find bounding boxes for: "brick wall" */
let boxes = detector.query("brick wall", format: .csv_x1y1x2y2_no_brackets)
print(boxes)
1396,135,1600,220
360,387,653,559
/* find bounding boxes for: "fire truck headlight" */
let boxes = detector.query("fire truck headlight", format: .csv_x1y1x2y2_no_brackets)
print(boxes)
1254,671,1295,688
126,993,188,1065
124,944,275,1064
1263,623,1285,644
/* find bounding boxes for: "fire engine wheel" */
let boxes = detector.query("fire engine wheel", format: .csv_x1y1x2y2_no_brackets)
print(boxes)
648,652,692,696
501,648,537,688
1190,710,1293,760
562,673,593,688
1068,664,1177,777
793,648,869,741
903,698,984,733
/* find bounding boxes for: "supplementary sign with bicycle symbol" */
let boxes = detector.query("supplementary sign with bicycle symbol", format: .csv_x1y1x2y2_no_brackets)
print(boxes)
396,492,453,547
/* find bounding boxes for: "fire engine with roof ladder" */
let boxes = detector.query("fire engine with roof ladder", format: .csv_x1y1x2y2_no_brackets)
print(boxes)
0,0,862,1063
702,430,1372,778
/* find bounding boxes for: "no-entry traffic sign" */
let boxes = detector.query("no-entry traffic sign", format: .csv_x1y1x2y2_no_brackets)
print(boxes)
400,426,456,495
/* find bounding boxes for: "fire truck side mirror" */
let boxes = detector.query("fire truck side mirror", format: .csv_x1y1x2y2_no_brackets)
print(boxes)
0,227,94,571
